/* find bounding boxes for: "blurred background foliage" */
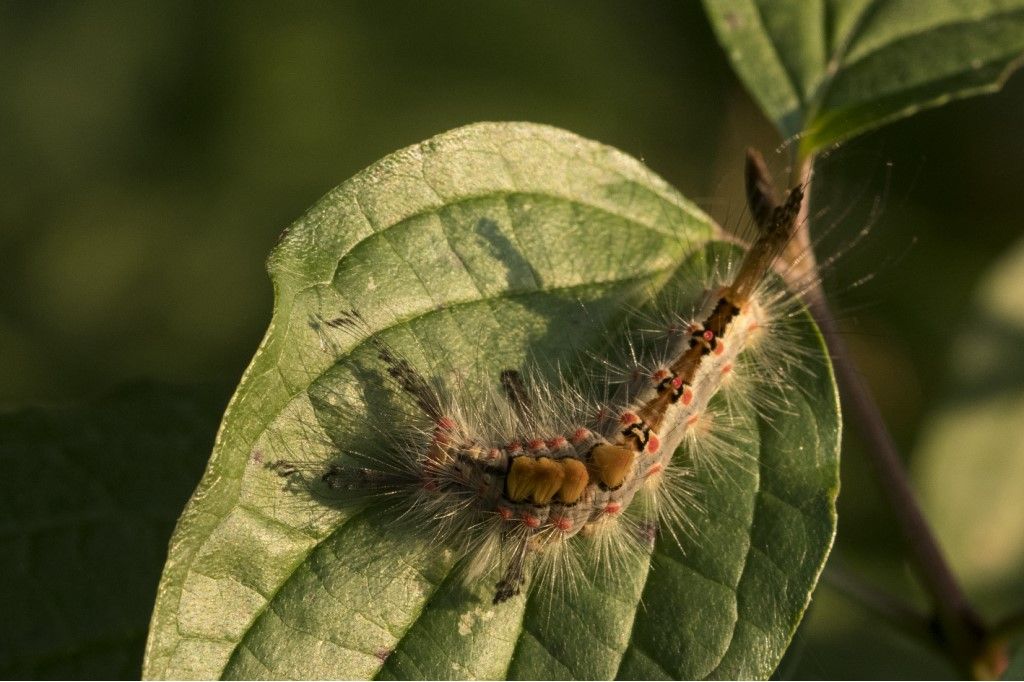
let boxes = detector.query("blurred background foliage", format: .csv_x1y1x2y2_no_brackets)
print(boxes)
1,1,1021,678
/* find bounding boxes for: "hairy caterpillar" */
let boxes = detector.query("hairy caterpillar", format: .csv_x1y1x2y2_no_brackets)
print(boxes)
259,148,808,607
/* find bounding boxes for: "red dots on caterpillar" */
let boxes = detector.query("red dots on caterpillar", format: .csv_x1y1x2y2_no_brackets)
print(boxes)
571,427,591,445
645,462,665,479
521,513,541,529
619,411,640,426
646,433,661,453
552,516,574,532
603,502,623,516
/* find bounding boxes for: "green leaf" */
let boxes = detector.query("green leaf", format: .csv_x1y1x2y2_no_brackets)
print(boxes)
0,382,222,678
914,236,1024,615
143,122,840,680
703,0,1024,155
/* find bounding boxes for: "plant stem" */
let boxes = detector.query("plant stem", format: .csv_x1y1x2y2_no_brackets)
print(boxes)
824,563,936,646
787,155,993,676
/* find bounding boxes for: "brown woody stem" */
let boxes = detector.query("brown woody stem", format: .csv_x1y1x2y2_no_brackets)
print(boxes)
786,154,998,678
823,563,936,646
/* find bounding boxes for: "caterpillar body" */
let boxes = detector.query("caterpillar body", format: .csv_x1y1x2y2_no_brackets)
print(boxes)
265,149,805,605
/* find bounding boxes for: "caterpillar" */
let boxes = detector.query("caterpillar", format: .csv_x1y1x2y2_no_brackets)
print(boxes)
263,148,805,606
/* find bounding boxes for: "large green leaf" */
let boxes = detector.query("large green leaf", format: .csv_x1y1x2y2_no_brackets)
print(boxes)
143,123,840,680
704,0,1024,155
0,383,222,679
914,236,1024,615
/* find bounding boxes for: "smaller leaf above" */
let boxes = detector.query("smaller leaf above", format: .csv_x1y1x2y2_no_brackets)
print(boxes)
704,0,1024,155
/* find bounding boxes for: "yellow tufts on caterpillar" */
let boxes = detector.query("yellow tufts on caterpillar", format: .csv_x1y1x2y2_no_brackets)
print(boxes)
587,444,635,490
557,457,589,504
530,457,566,504
507,455,594,505
506,455,570,504
506,457,536,502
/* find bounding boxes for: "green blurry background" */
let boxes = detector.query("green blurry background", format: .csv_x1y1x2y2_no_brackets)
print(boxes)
2,1,1022,678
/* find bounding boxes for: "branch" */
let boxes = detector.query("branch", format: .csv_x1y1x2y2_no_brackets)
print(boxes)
823,563,936,646
785,154,992,675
